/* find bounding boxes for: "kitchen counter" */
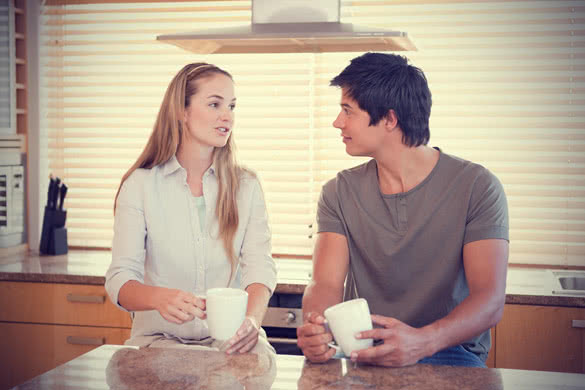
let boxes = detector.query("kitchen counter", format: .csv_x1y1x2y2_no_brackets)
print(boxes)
0,249,584,306
0,249,311,295
11,344,585,390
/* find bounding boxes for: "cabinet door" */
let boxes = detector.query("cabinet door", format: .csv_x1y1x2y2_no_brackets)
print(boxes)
495,304,585,373
0,281,132,327
0,322,131,390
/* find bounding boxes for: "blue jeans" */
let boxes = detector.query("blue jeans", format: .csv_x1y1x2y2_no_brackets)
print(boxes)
418,345,486,368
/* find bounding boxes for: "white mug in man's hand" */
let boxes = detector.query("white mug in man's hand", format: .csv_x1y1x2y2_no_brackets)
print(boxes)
205,288,248,341
323,298,373,357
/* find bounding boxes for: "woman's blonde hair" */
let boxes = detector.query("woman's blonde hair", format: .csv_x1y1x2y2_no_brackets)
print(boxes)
115,62,246,280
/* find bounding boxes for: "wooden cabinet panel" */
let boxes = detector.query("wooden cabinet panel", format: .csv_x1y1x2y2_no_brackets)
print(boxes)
0,322,130,390
495,305,585,373
0,281,132,328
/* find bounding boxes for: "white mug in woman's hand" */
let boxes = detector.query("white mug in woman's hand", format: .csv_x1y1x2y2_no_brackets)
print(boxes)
205,288,248,341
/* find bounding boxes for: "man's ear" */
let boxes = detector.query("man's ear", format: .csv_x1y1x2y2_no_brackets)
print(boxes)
384,109,399,131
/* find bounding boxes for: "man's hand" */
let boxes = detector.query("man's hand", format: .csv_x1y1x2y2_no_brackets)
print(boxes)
351,314,432,367
296,312,336,363
153,287,206,325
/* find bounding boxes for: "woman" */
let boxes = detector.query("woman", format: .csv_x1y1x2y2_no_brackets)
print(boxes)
105,63,277,355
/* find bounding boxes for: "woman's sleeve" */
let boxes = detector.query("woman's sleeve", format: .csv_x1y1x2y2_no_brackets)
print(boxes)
105,170,147,311
238,177,277,294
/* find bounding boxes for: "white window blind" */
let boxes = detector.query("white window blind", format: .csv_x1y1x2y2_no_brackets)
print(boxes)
40,0,585,266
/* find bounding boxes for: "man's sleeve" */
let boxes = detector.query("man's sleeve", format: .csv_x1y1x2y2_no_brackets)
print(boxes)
316,178,346,236
464,168,509,245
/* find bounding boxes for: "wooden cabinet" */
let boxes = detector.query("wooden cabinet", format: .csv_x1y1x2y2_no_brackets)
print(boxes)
0,281,131,390
495,304,585,373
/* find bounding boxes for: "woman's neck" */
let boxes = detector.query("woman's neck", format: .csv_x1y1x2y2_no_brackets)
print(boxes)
176,141,214,196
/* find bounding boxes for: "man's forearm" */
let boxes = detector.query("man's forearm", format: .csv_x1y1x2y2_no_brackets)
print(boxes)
422,290,505,356
301,280,344,322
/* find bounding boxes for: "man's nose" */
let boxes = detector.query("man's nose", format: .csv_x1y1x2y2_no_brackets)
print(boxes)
332,113,343,129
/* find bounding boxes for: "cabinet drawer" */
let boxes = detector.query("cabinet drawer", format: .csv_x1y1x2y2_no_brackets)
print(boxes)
496,305,585,373
0,281,132,328
0,322,131,390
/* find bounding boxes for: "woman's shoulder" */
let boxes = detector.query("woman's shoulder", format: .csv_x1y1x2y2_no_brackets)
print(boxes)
124,167,151,187
237,166,258,183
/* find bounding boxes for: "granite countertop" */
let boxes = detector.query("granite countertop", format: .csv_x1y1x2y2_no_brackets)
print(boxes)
0,249,311,295
0,249,584,307
13,344,585,390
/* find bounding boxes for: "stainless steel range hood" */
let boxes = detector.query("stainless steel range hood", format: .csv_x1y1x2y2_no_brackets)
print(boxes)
157,0,415,54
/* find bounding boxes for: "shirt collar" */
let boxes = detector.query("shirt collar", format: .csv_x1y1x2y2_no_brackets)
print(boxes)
161,154,216,176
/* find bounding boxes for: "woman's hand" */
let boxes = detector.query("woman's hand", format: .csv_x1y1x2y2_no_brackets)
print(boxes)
224,316,260,354
153,287,206,325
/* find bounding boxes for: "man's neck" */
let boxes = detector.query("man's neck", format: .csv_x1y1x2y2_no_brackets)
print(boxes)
375,145,439,195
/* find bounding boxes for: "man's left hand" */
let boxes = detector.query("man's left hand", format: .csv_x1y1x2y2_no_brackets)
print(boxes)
351,314,432,367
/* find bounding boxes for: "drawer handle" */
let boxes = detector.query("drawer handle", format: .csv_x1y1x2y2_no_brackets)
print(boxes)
66,336,105,346
67,293,105,304
267,337,298,345
572,320,585,328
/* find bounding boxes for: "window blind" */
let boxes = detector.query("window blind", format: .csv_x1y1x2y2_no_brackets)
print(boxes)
40,0,585,266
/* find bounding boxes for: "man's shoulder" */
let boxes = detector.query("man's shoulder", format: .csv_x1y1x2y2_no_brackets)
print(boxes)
440,151,493,179
325,159,375,186
438,151,503,194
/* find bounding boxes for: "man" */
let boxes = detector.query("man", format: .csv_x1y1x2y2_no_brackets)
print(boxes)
296,53,509,367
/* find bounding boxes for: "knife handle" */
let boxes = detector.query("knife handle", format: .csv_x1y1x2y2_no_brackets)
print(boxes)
59,184,68,210
51,177,61,210
47,178,55,208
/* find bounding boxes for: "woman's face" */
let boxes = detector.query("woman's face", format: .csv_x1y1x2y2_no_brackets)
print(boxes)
183,73,236,150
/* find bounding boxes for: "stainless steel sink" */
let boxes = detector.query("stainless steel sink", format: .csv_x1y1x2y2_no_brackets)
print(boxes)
559,276,585,290
551,270,585,296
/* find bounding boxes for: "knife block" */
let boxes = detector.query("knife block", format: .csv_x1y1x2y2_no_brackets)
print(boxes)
40,207,68,255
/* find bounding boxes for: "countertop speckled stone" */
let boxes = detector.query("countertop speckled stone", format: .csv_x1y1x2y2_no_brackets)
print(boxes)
0,249,584,306
0,249,311,294
12,344,585,390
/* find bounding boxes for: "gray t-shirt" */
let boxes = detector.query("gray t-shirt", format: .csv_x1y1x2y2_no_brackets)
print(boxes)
317,149,509,360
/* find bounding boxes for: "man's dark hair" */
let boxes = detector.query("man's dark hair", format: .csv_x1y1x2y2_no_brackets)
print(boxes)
330,52,432,147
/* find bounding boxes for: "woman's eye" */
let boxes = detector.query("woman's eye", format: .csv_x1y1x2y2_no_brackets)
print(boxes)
209,102,218,108
229,104,236,111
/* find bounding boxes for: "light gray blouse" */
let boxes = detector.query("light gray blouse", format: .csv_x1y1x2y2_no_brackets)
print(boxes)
105,155,277,341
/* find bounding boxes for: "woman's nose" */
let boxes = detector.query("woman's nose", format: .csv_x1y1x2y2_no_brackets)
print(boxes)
220,108,233,121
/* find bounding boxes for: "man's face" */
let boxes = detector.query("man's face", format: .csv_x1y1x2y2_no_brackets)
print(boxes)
332,89,387,158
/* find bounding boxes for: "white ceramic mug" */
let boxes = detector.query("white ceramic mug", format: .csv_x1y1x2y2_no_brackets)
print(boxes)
323,298,373,357
206,287,248,341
